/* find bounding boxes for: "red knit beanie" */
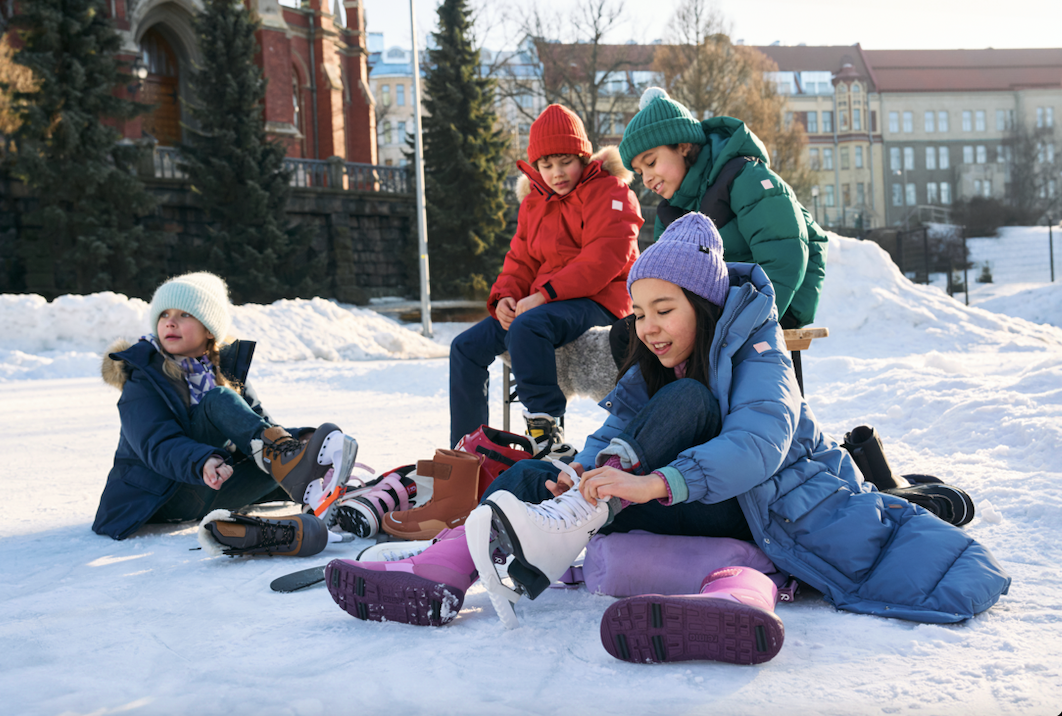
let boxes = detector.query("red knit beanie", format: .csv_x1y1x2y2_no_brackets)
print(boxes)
526,104,592,165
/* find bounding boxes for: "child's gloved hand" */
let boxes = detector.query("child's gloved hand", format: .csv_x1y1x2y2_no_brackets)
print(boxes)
202,455,233,490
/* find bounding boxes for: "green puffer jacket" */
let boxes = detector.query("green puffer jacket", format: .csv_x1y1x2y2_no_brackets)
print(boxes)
655,116,828,326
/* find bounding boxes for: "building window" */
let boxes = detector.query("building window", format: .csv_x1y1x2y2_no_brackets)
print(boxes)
938,111,949,133
842,183,851,207
598,113,612,135
823,148,834,170
996,145,1005,164
996,109,1008,131
824,184,835,207
889,111,899,133
853,108,862,131
1048,143,1056,163
903,111,913,133
974,179,982,196
941,182,951,204
613,113,626,135
1047,107,1055,127
983,178,991,197
397,121,407,144
839,111,848,131
963,145,974,164
1037,142,1045,163
976,145,987,163
822,111,833,133
904,146,914,170
383,120,392,144
381,84,391,105
926,146,936,170
841,147,850,170
809,148,820,170
806,112,818,133
927,182,938,203
856,182,865,205
939,146,950,169
906,183,916,206
925,111,935,132
892,183,903,206
855,146,864,168
1050,179,1057,197
1037,107,1045,127
975,110,985,131
396,84,405,106
890,147,901,170
962,110,972,131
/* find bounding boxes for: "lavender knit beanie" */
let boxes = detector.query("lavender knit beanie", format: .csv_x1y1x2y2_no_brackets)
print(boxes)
627,212,729,307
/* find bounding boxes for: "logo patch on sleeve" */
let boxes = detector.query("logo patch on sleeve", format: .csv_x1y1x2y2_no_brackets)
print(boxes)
753,341,771,354
761,179,773,190
612,199,623,211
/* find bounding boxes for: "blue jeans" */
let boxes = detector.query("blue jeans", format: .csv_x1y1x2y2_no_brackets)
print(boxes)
482,379,752,540
150,387,287,523
449,298,615,447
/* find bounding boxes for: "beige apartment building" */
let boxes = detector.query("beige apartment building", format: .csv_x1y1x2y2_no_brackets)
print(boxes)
367,36,417,167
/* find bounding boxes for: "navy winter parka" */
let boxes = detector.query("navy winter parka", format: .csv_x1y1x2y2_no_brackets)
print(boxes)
93,338,271,540
574,263,1011,623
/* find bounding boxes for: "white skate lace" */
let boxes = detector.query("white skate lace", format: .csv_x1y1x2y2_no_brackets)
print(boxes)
523,490,600,530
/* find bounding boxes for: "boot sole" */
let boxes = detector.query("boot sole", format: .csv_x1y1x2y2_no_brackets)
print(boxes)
324,560,464,627
600,596,785,665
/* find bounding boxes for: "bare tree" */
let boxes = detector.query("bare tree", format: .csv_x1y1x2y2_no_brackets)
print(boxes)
652,0,812,201
1004,121,1062,222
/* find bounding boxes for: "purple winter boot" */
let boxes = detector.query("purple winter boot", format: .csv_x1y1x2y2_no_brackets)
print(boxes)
600,565,785,665
325,525,478,627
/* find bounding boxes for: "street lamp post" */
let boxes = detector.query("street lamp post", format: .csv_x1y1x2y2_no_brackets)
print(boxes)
894,167,909,231
409,0,431,338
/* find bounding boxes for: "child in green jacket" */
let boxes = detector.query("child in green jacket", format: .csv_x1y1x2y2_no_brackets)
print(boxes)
610,88,828,362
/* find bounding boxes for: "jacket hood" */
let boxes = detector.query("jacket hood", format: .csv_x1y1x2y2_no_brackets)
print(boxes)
101,338,136,390
700,117,771,183
515,145,632,202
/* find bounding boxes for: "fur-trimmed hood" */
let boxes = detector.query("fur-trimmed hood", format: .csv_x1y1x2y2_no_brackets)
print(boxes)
515,145,632,202
101,338,135,390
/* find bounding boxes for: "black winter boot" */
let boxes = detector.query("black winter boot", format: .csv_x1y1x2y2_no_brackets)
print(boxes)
841,425,910,490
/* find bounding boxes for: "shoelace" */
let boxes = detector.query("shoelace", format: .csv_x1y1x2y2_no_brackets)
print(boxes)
523,490,600,530
262,437,303,461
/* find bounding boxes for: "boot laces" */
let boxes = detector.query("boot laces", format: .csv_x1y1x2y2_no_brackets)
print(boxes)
256,519,294,548
523,490,599,530
263,437,302,461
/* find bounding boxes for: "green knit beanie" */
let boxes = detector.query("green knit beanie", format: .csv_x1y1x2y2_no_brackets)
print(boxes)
148,272,232,343
619,87,706,171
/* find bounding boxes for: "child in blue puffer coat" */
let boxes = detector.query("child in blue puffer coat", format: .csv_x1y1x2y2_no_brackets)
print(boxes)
94,272,344,544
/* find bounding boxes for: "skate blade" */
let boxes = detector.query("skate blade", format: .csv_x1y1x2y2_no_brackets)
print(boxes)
465,505,522,629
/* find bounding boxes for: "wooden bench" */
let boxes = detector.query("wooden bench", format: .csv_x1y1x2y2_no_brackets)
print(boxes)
500,326,829,432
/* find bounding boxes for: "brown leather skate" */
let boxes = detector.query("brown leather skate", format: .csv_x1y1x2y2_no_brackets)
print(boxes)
254,423,343,504
381,449,482,540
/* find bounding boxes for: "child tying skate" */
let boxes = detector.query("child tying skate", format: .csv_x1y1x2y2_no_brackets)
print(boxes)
95,272,353,555
324,213,1010,667
448,104,643,451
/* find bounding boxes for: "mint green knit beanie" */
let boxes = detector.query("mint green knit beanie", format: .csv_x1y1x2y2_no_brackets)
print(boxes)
619,87,706,171
147,272,232,343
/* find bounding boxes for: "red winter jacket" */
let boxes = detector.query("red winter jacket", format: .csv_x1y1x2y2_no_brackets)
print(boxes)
488,146,643,321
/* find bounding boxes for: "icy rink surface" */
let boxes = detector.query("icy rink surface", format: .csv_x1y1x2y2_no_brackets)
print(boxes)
2,235,1061,716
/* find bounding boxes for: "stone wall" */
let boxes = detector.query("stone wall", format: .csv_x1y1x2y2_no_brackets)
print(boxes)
0,176,417,303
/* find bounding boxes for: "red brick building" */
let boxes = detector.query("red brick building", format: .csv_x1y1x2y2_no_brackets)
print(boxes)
109,0,375,162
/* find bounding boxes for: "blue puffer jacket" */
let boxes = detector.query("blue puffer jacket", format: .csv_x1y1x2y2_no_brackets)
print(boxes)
575,264,1011,623
93,338,271,540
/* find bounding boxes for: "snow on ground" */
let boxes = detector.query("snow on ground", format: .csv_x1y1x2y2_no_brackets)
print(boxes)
2,234,1061,716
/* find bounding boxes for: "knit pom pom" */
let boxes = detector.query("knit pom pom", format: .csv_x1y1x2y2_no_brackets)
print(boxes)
639,87,670,110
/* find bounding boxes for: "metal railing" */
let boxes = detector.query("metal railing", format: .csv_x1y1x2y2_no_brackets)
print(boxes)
149,148,409,195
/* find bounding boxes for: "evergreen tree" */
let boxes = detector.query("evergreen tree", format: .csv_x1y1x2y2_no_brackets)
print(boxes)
420,0,509,299
181,0,319,304
8,0,162,298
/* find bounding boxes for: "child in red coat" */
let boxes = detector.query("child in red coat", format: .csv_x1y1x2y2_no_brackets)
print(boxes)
449,104,643,450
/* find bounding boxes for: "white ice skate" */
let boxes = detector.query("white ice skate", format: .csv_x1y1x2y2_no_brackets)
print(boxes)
466,463,616,628
303,434,360,522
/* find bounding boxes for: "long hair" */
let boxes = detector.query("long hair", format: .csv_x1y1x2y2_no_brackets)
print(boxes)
159,338,234,391
616,287,723,398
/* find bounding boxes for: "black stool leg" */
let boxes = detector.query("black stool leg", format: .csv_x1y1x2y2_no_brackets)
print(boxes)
791,350,804,396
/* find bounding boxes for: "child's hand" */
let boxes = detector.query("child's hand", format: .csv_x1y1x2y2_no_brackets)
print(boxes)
202,456,233,490
515,292,545,316
579,466,667,506
545,462,583,497
496,297,517,330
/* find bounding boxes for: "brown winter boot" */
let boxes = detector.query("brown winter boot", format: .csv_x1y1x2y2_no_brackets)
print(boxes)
381,449,482,540
253,423,344,504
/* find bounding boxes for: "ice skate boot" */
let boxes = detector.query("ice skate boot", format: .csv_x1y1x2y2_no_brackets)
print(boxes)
332,466,419,538
252,424,352,506
522,411,576,461
197,509,329,557
466,474,619,629
600,566,785,665
325,526,478,627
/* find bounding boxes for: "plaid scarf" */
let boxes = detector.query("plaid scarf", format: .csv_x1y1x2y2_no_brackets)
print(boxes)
143,335,217,406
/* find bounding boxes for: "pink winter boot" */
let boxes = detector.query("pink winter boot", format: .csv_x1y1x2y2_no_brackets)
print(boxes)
599,565,785,665
325,526,478,627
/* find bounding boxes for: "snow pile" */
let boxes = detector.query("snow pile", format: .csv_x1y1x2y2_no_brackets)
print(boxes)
0,293,447,380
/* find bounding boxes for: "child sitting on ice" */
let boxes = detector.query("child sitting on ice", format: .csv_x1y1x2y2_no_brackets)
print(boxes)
448,104,643,451
95,272,352,554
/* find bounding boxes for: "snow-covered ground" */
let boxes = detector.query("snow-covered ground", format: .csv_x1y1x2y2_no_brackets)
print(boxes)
2,234,1061,716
